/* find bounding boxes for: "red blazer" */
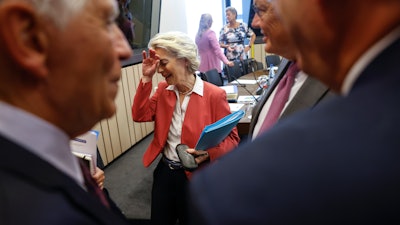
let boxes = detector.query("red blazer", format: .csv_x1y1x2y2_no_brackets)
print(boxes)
132,79,240,173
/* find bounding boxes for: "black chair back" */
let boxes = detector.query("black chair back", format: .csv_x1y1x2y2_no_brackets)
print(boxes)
204,69,224,86
265,55,281,68
224,61,243,82
197,71,208,81
242,58,264,74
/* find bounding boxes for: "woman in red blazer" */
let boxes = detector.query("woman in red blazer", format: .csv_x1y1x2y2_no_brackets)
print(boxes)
132,31,240,225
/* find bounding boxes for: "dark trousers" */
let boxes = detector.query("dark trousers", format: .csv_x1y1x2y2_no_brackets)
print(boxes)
151,160,189,225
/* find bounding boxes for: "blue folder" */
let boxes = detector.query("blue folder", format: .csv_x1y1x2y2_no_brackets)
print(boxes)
195,110,245,150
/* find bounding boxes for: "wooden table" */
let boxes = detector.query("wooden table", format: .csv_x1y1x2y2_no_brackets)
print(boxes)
225,69,269,137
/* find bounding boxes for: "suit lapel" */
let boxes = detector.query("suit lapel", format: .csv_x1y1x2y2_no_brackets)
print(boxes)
280,76,332,119
0,135,128,225
248,58,291,138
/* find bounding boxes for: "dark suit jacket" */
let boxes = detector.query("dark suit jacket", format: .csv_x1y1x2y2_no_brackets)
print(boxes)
189,38,400,225
248,58,334,140
0,135,130,225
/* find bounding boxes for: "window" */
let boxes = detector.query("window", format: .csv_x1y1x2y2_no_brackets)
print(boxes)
118,0,161,66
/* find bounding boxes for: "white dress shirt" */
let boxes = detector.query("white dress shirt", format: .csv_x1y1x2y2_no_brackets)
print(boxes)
252,71,308,139
163,76,204,162
342,26,400,95
0,101,84,188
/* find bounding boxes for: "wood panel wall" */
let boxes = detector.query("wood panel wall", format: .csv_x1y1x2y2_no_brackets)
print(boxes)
95,44,267,166
94,64,163,166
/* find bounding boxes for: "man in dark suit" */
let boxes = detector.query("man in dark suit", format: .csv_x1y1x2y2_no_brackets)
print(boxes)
0,0,133,224
189,0,400,224
248,0,334,140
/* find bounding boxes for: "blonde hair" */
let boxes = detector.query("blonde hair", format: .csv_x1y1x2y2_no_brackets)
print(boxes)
196,13,212,38
149,31,199,74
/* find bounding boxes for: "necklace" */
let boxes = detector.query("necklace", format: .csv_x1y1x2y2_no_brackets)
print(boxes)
178,88,192,95
178,75,195,95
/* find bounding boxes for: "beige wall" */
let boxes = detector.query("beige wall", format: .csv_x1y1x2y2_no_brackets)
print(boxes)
252,43,272,69
96,44,267,166
94,64,164,166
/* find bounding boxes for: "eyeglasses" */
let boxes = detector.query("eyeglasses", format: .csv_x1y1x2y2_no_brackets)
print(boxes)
252,4,261,17
252,4,269,17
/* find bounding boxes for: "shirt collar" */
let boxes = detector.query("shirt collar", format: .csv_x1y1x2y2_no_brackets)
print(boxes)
341,26,400,95
0,101,84,186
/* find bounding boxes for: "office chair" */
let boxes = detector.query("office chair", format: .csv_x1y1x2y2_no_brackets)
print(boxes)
203,69,224,86
256,61,264,70
242,58,265,74
265,54,281,68
197,71,208,81
223,60,243,82
242,58,255,75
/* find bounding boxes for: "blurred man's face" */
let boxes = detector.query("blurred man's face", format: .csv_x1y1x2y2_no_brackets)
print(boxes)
270,0,311,67
270,0,338,86
44,0,132,137
252,0,295,59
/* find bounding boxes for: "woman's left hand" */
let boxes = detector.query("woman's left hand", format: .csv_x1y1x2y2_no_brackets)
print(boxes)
186,148,209,164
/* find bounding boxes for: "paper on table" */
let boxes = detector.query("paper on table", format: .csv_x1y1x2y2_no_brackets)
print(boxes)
195,110,245,150
267,66,279,71
230,79,258,85
70,130,99,175
229,103,244,112
219,85,237,93
237,95,260,103
220,85,238,101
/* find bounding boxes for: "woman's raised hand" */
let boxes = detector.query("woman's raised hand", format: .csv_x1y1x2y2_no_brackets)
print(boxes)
142,49,159,78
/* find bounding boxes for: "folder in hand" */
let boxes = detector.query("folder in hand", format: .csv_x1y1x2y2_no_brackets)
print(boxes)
70,130,99,175
195,110,245,150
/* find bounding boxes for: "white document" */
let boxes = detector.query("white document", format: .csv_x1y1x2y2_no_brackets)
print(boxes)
229,103,244,112
70,130,99,175
237,95,260,103
230,79,258,85
219,85,238,101
267,66,279,71
219,85,237,94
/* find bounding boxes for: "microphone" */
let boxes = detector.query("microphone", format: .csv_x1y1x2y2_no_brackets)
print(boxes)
226,61,259,103
245,59,270,96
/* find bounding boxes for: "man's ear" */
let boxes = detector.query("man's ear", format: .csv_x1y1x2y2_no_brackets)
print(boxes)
0,2,48,77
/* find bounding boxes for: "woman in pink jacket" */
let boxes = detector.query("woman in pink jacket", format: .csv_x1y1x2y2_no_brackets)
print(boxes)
132,31,240,225
195,13,234,73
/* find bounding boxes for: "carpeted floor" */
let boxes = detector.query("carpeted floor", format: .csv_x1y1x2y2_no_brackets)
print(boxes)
104,133,157,223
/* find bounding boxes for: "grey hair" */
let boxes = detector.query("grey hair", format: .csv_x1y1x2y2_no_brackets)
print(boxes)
196,13,213,38
0,0,88,28
226,6,237,19
149,31,199,74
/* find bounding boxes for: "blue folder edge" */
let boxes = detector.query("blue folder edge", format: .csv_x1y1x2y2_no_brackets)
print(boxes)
195,110,245,150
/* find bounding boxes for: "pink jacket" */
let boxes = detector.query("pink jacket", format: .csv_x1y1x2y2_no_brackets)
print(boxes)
196,29,230,73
